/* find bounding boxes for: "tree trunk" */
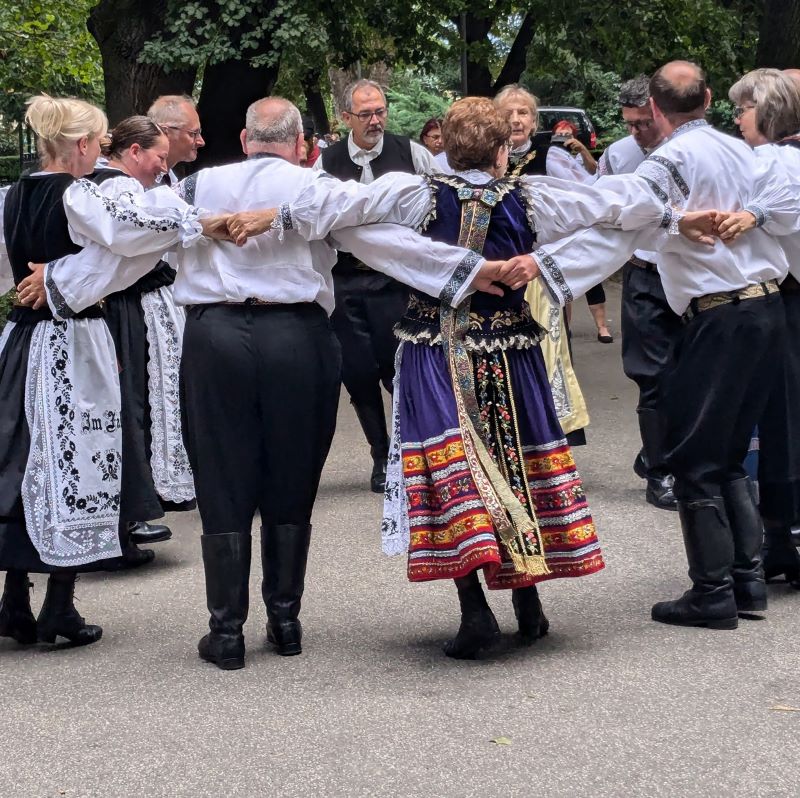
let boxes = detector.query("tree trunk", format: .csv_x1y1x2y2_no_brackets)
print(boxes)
462,12,494,97
756,0,800,68
193,59,280,168
492,13,536,94
87,0,196,124
303,74,330,135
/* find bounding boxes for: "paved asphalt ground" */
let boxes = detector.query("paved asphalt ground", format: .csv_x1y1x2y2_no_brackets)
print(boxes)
2,281,799,798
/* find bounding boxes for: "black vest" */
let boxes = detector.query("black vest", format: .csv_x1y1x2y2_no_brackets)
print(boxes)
321,133,416,275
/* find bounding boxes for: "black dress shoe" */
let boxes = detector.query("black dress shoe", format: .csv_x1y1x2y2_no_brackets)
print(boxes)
370,459,387,494
129,521,172,544
103,541,155,571
646,475,678,511
597,332,614,343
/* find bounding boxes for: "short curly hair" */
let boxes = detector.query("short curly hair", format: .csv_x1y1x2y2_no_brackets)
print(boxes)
442,97,511,172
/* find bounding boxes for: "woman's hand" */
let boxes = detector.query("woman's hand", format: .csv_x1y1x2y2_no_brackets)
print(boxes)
16,262,47,309
497,254,541,290
201,215,235,242
226,209,278,246
714,210,757,243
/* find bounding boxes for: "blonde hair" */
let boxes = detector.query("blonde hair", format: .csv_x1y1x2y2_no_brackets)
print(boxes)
25,95,108,166
494,84,540,136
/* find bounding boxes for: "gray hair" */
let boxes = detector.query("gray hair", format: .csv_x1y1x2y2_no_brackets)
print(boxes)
245,97,302,144
342,79,386,112
147,94,196,126
494,84,539,115
618,75,650,108
729,68,800,141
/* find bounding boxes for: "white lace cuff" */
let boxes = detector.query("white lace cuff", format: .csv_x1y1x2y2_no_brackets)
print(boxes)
181,207,205,247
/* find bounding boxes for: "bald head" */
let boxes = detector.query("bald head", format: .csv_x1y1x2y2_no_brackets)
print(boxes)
240,96,304,162
650,60,708,121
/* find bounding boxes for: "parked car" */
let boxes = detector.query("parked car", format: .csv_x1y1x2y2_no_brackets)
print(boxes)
534,106,597,151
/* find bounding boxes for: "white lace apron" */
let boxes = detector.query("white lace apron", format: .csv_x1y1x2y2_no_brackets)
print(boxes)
381,343,410,556
22,319,123,567
141,285,195,503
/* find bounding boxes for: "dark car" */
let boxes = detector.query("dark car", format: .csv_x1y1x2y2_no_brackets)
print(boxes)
534,106,597,151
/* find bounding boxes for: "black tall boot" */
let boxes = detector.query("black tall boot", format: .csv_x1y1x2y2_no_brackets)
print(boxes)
651,498,738,629
37,572,103,646
723,477,767,614
762,522,800,583
352,400,390,494
443,572,501,659
197,532,251,670
0,570,37,645
261,524,312,656
511,585,549,645
638,409,677,511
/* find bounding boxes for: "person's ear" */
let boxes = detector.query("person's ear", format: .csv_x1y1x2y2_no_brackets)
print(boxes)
240,129,248,155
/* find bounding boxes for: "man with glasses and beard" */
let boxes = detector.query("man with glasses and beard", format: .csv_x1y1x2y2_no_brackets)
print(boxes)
597,75,681,512
314,79,437,494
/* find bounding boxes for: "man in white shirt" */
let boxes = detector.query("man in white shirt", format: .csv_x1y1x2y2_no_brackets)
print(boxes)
529,61,794,631
313,79,437,495
598,75,681,512
173,96,502,670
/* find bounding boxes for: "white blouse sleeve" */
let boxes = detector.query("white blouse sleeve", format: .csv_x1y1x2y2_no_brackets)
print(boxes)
546,147,594,184
744,148,800,236
329,224,485,307
0,186,12,295
520,173,675,245
277,172,434,240
63,178,203,257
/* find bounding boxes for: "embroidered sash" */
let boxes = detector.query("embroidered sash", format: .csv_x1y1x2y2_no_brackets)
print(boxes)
439,183,549,577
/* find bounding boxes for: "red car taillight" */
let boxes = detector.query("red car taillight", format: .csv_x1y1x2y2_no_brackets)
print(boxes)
589,130,597,149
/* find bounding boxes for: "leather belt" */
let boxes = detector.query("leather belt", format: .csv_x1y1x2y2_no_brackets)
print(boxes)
222,298,280,306
629,255,658,272
683,280,779,322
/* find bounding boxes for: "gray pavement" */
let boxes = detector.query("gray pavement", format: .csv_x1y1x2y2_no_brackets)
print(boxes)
2,281,799,797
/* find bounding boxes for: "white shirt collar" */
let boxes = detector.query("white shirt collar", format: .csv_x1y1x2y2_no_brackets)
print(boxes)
453,169,494,184
347,131,384,163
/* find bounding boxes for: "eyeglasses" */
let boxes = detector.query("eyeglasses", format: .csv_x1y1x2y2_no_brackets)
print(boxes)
348,107,388,123
733,104,756,120
624,119,654,131
163,125,203,141
424,133,442,142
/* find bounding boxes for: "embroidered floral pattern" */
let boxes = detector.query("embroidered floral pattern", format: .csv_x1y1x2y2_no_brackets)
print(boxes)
74,179,181,232
533,247,574,304
439,251,482,305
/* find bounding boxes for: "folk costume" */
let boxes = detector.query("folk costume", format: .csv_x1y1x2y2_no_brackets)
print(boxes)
315,132,437,492
165,153,488,669
506,140,591,446
90,168,195,547
537,119,796,629
751,140,800,582
597,135,681,510
0,173,201,644
275,165,676,654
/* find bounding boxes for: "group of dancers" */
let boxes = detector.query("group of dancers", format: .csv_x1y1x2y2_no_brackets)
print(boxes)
1,58,798,669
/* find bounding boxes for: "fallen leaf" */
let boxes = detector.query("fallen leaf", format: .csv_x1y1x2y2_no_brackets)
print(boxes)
491,736,513,746
770,704,800,712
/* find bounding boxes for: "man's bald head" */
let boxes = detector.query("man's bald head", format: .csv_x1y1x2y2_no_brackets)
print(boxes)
240,97,304,163
650,60,709,121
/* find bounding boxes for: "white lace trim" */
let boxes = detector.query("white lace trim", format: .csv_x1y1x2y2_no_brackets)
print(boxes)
22,319,122,567
0,320,14,357
141,286,195,503
381,343,411,556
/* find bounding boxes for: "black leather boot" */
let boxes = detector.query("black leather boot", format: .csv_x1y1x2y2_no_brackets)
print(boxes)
723,477,767,614
443,572,501,659
512,585,549,644
129,521,172,544
261,524,312,656
0,570,37,645
37,572,103,646
352,400,390,494
762,523,800,583
197,532,251,670
652,498,738,629
638,409,677,511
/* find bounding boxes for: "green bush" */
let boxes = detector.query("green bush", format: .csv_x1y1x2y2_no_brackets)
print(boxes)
0,290,13,331
0,156,20,185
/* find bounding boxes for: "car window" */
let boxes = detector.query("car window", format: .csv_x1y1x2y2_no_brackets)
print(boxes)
539,111,587,132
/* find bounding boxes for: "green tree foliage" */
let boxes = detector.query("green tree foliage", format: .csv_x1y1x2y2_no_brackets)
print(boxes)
386,71,453,138
0,2,103,124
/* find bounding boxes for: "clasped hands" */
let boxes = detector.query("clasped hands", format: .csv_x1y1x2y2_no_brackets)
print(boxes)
677,209,758,245
202,209,278,247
